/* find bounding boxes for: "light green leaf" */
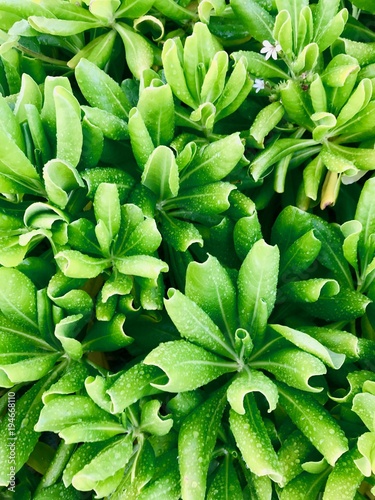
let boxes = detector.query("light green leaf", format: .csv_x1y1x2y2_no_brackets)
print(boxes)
35,395,124,442
137,83,175,146
279,278,340,303
72,435,133,492
107,363,165,414
83,314,133,352
233,213,262,261
231,0,275,43
0,268,38,331
144,340,237,392
230,394,283,484
277,383,349,465
238,239,279,340
128,107,155,168
278,430,315,486
279,229,321,279
42,362,89,404
67,30,117,69
0,126,44,195
250,102,284,149
231,50,289,79
141,145,179,201
164,288,234,358
227,369,278,414
314,8,348,52
115,255,168,279
269,324,345,369
179,387,227,500
304,288,370,321
160,213,203,252
300,327,361,361
55,250,109,279
54,86,83,167
323,448,364,500
43,159,84,209
81,106,128,140
279,470,329,500
171,182,236,216
115,22,154,80
140,399,173,436
355,177,375,260
28,16,103,36
352,392,375,432
162,38,197,109
207,454,243,500
94,182,121,246
200,50,228,104
355,432,375,476
185,254,237,337
180,133,244,188
257,348,326,392
76,58,130,119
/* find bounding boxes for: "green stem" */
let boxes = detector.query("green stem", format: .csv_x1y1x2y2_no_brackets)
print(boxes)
35,441,76,494
17,45,68,68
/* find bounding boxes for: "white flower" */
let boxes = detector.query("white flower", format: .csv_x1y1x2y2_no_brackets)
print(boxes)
260,40,282,60
253,79,265,93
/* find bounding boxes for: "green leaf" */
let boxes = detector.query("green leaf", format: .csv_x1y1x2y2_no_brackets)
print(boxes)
228,369,278,414
42,362,89,404
107,363,165,414
115,22,155,80
116,0,154,18
54,86,83,167
314,8,348,52
75,58,130,119
180,133,244,188
144,340,237,392
115,255,168,279
280,80,314,130
323,448,364,500
230,394,283,484
0,268,38,332
141,146,179,201
299,327,361,360
162,38,197,109
200,50,228,104
279,470,329,500
256,348,326,392
43,159,85,209
355,177,375,261
207,454,243,500
355,432,375,476
278,430,315,486
179,387,227,500
279,278,340,303
269,324,345,369
185,254,237,337
164,288,234,358
0,125,43,195
160,213,203,252
352,392,375,432
303,288,370,321
28,16,103,36
35,395,124,442
234,213,262,261
81,106,129,141
313,0,340,42
137,83,175,146
140,399,173,436
72,435,133,493
250,102,285,149
67,30,117,69
55,250,109,279
94,182,121,247
277,383,349,465
237,239,279,341
0,371,62,486
170,182,236,216
279,229,321,279
83,314,133,352
231,0,275,43
231,50,289,79
182,22,222,105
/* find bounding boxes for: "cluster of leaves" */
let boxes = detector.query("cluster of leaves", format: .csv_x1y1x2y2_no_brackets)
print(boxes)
0,0,374,498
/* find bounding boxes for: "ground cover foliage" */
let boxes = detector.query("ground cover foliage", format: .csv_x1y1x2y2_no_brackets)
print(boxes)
0,0,374,498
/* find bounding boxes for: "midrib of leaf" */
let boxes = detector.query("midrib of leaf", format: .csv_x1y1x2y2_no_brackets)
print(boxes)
0,293,38,331
0,325,55,351
182,304,237,359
